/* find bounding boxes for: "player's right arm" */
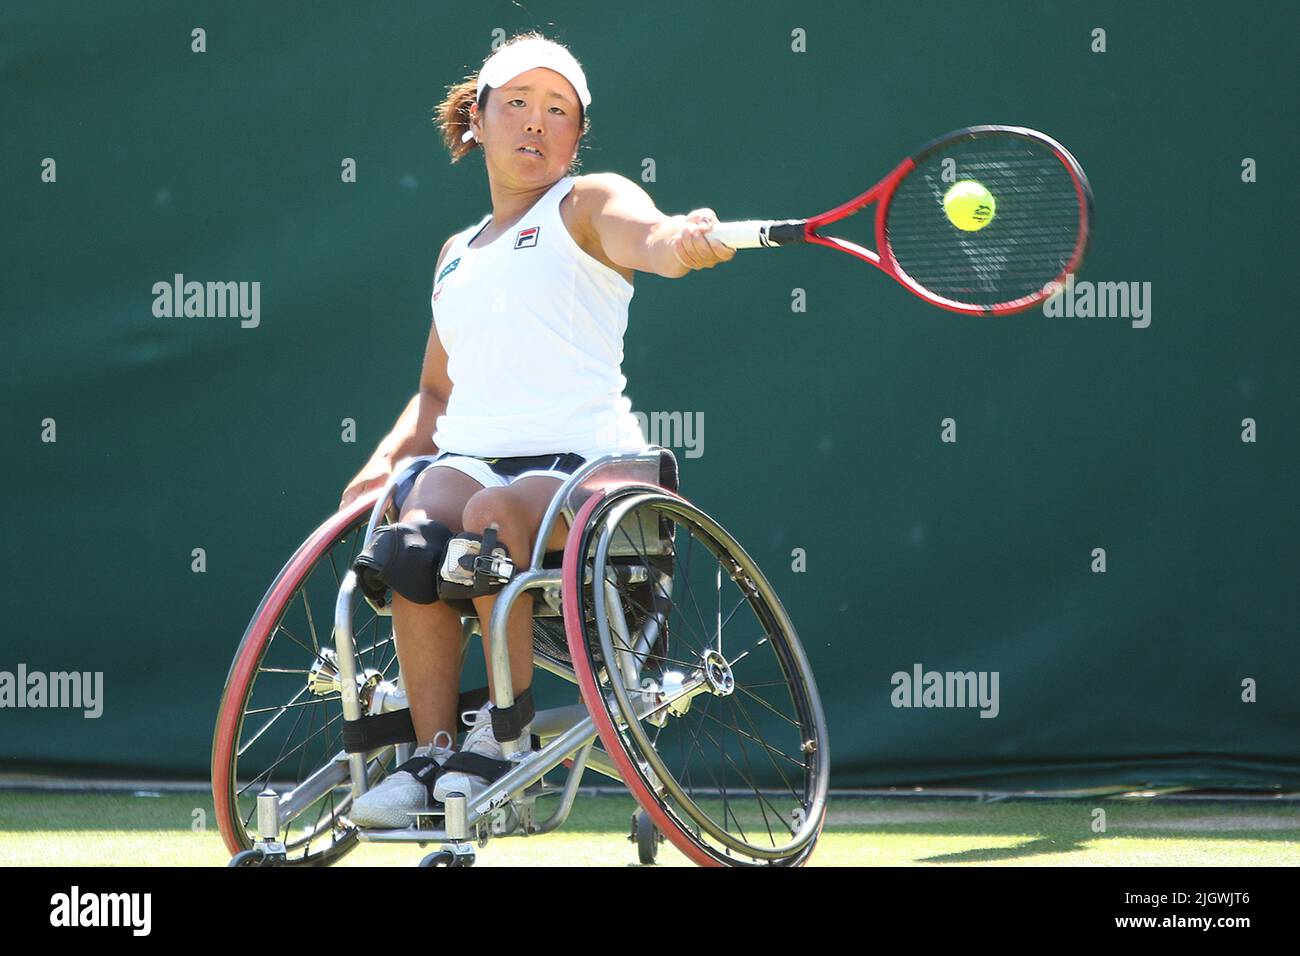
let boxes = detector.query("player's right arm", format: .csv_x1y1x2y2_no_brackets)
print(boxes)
339,237,456,509
576,173,734,278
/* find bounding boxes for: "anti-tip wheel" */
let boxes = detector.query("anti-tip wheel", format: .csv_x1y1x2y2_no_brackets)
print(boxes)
632,808,662,865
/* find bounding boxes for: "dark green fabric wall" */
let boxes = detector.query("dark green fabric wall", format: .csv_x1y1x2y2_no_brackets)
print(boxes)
3,0,1296,789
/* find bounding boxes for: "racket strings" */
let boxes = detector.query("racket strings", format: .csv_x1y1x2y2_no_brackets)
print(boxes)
884,137,1085,308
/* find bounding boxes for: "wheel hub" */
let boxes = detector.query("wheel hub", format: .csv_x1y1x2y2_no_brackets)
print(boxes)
307,649,383,711
306,649,340,696
701,650,735,696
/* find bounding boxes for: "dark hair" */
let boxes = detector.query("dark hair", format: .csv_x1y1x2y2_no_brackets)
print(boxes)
434,31,590,172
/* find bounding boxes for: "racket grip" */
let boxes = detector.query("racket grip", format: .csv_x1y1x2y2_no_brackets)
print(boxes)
710,219,806,250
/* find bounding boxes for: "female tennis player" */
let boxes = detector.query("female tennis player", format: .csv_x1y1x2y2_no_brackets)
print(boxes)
339,32,734,826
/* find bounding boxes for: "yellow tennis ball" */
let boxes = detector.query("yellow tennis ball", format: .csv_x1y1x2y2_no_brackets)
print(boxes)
943,180,996,231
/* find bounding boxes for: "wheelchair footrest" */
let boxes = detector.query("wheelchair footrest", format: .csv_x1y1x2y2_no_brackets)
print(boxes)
408,807,446,827
356,825,453,843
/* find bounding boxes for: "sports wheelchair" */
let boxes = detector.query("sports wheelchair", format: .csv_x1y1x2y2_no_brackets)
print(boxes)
211,447,829,866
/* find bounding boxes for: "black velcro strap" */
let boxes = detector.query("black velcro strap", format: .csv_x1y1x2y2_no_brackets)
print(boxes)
437,751,513,787
489,685,535,742
392,755,447,800
342,693,491,752
342,708,417,753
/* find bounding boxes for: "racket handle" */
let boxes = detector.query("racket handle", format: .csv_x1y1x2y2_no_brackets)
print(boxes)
710,219,806,250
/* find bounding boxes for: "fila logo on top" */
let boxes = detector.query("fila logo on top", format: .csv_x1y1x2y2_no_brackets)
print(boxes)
514,226,540,249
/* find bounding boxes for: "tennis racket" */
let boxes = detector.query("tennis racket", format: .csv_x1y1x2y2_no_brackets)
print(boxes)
711,125,1093,315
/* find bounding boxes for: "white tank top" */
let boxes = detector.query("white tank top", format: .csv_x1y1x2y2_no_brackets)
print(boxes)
430,175,650,459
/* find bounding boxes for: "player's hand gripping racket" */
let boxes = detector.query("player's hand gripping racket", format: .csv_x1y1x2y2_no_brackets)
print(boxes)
711,126,1093,315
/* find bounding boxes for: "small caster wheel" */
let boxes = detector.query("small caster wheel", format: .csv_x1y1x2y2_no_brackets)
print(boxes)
419,846,476,867
630,809,662,865
229,848,270,868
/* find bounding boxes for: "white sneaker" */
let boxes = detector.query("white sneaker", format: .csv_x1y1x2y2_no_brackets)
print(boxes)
433,703,531,803
350,732,453,829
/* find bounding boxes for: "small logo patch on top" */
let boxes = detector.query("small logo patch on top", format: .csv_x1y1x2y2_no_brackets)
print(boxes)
437,257,461,283
514,226,540,249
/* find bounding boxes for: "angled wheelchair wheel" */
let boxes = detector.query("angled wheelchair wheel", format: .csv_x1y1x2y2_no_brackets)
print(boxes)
563,485,830,867
211,492,399,866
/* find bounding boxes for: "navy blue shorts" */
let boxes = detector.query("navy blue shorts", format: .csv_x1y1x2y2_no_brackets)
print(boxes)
392,450,586,515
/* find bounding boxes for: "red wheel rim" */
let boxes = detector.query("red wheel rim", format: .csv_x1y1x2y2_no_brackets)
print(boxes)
210,493,377,857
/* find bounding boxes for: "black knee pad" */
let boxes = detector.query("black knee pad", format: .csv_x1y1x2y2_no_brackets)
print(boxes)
436,528,515,600
352,519,455,605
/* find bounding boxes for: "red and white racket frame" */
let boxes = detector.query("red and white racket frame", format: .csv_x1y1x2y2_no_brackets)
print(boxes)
710,125,1094,316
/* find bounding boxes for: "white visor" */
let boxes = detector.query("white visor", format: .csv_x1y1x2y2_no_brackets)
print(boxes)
461,38,590,143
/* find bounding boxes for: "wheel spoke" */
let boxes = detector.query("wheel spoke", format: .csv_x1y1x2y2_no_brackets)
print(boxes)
732,682,803,730
694,718,793,839
238,684,313,754
668,693,718,797
238,709,346,800
728,691,804,805
238,693,315,804
611,521,715,657
675,715,741,841
271,621,317,660
716,591,750,645
243,694,340,718
677,527,715,650
239,694,315,818
299,577,322,656
695,704,807,773
613,584,710,664
720,698,778,846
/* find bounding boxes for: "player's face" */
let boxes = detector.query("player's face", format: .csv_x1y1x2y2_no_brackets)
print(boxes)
474,67,582,185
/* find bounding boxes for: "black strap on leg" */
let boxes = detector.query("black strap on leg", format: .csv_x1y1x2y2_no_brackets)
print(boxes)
342,686,491,753
489,685,535,743
343,708,416,753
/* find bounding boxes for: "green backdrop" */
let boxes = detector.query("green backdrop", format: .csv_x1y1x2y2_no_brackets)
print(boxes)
2,0,1297,790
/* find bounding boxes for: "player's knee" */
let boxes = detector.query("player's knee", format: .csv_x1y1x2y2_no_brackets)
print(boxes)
462,489,527,542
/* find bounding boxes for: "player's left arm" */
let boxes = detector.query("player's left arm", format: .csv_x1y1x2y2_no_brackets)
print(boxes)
576,172,734,279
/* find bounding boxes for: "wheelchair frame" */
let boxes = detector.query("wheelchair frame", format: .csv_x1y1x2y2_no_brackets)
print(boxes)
248,450,678,861
220,446,829,867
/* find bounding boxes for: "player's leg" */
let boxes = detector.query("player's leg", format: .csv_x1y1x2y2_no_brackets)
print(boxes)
432,475,569,801
389,464,484,744
351,460,494,828
460,475,569,698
